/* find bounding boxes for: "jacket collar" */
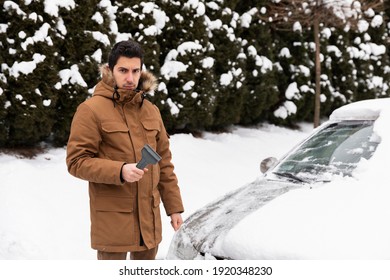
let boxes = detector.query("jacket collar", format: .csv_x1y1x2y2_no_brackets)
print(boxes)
94,64,158,105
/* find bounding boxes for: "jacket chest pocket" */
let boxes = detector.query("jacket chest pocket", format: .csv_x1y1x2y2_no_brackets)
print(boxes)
141,120,161,149
101,122,129,147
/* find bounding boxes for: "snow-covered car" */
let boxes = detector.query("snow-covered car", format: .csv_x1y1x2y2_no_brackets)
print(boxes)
167,98,390,260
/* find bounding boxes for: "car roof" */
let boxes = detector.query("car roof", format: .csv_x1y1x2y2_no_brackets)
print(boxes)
329,98,390,121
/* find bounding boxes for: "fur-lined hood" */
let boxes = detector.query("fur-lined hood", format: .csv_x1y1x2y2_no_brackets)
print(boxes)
93,64,158,105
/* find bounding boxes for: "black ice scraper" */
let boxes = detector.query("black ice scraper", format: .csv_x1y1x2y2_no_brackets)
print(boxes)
136,144,162,169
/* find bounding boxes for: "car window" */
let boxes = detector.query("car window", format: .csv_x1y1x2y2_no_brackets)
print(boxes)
273,120,379,182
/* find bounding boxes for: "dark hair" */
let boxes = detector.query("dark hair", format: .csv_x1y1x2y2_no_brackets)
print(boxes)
108,40,144,70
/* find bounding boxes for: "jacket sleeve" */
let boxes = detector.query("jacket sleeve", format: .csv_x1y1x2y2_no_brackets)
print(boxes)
154,107,184,216
66,103,124,185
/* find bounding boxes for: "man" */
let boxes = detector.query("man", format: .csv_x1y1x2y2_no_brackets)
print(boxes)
66,40,184,260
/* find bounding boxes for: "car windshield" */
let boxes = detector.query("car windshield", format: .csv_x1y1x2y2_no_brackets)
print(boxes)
272,120,379,183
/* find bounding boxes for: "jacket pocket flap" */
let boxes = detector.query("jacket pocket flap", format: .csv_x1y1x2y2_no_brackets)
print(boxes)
94,196,133,212
141,120,161,132
101,122,129,133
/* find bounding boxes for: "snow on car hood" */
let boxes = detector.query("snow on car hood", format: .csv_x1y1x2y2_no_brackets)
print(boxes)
216,100,390,259
217,177,390,259
174,178,301,259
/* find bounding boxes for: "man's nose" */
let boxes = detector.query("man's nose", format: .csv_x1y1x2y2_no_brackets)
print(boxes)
126,72,134,83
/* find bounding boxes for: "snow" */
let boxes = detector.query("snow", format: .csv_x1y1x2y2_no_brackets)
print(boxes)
160,48,192,80
166,98,180,115
142,3,168,35
201,57,214,69
274,101,298,119
91,49,103,63
330,98,390,121
327,45,342,57
247,46,273,73
92,12,104,25
161,61,188,80
21,23,52,51
221,175,390,259
43,100,51,107
87,31,111,46
4,101,11,109
240,12,252,28
220,71,233,86
9,53,46,78
279,47,291,58
371,15,383,28
0,24,8,33
58,65,88,87
43,0,75,17
3,1,26,17
369,43,386,57
18,31,26,39
358,20,370,33
56,18,67,36
206,1,219,11
258,56,273,73
183,81,195,91
298,65,311,77
218,99,390,259
205,17,222,31
293,22,302,32
285,82,300,100
177,41,203,56
28,12,38,22
184,0,206,16
0,123,312,260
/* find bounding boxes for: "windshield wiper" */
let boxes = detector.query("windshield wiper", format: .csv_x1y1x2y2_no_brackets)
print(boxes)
272,172,307,183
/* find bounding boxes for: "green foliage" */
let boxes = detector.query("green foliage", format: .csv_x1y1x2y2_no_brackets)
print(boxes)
0,84,7,146
205,3,245,129
155,0,216,131
0,1,58,147
238,10,280,125
322,30,356,115
0,0,388,148
50,0,113,146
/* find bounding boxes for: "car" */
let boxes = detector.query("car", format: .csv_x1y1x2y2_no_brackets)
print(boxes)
166,98,390,260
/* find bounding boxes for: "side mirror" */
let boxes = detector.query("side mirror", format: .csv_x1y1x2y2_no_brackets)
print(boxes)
260,157,278,173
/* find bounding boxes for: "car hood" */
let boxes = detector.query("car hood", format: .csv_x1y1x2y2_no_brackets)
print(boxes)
168,174,390,260
167,177,301,259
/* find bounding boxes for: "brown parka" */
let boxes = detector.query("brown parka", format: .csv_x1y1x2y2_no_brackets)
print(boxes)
66,65,184,252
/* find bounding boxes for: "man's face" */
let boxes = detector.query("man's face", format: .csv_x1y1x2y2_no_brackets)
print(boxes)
112,56,142,90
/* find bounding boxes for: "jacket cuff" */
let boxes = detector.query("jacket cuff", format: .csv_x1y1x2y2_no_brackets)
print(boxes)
119,163,127,184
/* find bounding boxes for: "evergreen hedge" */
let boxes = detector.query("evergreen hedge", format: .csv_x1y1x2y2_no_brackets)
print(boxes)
0,0,388,148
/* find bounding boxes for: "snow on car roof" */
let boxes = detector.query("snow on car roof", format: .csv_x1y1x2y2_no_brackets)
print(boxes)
329,98,390,121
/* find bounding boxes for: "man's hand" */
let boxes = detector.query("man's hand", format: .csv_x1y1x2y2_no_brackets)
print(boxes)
121,163,148,182
170,213,183,231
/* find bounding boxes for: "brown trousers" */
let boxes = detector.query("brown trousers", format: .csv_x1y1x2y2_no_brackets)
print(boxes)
97,247,158,260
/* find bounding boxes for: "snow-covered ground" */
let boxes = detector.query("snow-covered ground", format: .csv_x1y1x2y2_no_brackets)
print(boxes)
0,123,312,260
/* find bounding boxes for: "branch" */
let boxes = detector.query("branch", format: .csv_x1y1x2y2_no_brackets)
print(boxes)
258,0,385,31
